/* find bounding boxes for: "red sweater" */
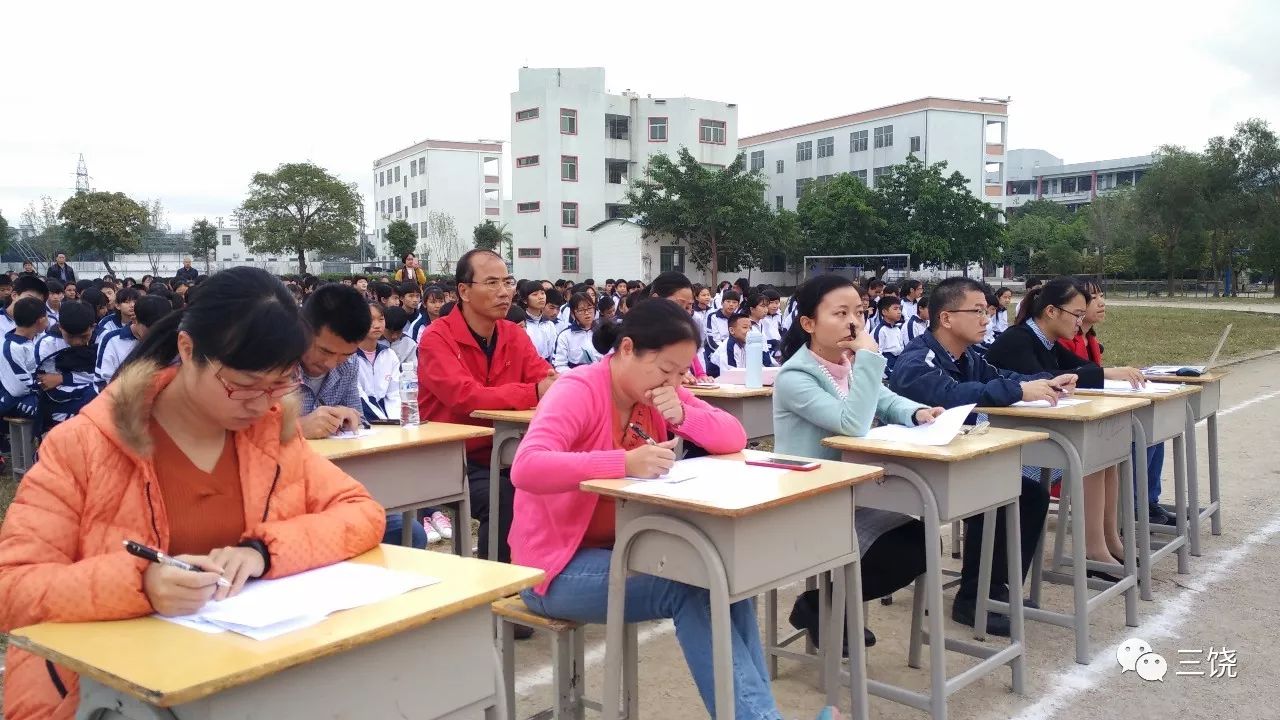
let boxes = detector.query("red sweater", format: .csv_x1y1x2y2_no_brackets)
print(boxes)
1057,330,1103,365
418,309,553,464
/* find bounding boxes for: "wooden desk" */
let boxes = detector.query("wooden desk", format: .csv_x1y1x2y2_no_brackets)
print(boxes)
1143,372,1228,556
311,423,493,555
822,428,1046,720
976,396,1146,664
1075,385,1199,596
688,385,774,441
9,546,543,720
584,451,883,720
471,409,538,561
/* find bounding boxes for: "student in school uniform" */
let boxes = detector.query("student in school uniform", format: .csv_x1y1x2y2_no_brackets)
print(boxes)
992,287,1013,337
691,284,713,330
900,279,924,321
382,305,418,364
890,277,1075,633
34,300,99,429
742,292,770,330
871,294,907,375
510,299,840,720
985,276,1147,578
0,276,49,337
354,303,402,423
773,274,942,651
0,268,385,720
703,289,739,351
597,295,617,324
1058,279,1174,527
45,279,65,325
705,312,775,378
553,293,600,373
398,282,422,326
518,282,555,362
542,288,567,332
409,285,446,342
94,286,139,342
905,296,930,343
759,288,783,354
0,298,51,420
94,295,170,389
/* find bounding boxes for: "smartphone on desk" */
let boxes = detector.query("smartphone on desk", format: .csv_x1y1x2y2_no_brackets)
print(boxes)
746,456,821,471
369,418,402,425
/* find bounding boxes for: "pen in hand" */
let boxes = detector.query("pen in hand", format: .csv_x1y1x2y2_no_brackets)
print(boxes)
628,422,658,446
123,540,231,588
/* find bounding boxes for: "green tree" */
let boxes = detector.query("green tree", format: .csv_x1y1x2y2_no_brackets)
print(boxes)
872,155,1001,269
796,173,886,261
1231,119,1280,296
1008,198,1073,223
1133,146,1209,296
1031,241,1083,275
626,147,771,285
21,195,63,261
190,218,218,273
57,191,150,277
1083,188,1137,278
769,208,807,283
0,210,9,254
238,162,362,274
472,221,511,253
386,219,418,261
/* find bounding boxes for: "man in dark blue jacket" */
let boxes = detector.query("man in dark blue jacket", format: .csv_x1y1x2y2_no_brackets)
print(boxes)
890,277,1076,636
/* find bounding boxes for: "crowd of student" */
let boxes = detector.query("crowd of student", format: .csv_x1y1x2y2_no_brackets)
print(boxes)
0,246,1167,720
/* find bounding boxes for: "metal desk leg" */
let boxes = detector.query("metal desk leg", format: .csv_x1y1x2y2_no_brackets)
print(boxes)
1130,418,1154,601
973,509,997,642
1117,457,1139,629
1207,413,1222,536
401,510,414,547
1184,404,1202,557
488,426,524,562
1005,501,1026,694
843,562,870,720
1172,430,1190,575
765,588,779,680
604,515,734,720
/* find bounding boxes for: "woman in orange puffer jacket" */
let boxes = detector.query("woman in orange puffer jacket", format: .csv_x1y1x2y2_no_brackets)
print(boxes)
0,267,386,720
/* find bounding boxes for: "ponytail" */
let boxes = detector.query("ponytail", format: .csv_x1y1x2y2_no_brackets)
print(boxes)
1015,276,1090,326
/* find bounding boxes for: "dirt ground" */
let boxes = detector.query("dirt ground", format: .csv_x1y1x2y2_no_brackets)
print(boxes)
505,352,1280,720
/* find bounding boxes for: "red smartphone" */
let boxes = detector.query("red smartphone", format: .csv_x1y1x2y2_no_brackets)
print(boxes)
746,456,821,471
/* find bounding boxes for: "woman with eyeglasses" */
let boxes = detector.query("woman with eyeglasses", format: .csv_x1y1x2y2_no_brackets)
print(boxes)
986,276,1145,579
0,267,385,720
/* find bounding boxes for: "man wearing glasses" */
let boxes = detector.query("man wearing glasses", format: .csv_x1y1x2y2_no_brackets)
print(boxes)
419,249,557,566
889,277,1076,637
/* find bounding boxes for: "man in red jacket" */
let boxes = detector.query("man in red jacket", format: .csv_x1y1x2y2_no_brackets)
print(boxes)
419,249,556,562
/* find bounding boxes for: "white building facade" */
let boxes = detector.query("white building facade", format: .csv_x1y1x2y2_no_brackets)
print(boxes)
508,67,739,281
739,97,1009,218
1005,149,1153,212
371,140,503,273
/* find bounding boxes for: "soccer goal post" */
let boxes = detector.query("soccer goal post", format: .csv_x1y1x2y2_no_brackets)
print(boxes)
803,254,911,283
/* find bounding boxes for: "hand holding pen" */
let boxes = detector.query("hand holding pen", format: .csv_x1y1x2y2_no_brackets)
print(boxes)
126,540,230,617
624,423,679,478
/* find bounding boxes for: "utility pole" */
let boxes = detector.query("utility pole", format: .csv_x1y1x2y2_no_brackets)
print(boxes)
75,154,92,194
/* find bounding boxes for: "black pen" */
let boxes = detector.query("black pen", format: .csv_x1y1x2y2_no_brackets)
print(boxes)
123,540,230,588
628,422,658,446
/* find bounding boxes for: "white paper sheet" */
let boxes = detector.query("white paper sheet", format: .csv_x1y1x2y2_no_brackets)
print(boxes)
624,457,790,508
863,403,976,446
330,427,376,439
1144,365,1204,375
1012,398,1091,408
1102,379,1180,393
158,562,438,640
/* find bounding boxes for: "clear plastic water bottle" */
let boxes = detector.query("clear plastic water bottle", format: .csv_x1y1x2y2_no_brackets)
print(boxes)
399,357,419,427
745,325,764,388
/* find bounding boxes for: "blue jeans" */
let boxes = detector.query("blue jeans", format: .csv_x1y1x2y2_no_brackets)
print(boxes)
521,548,781,720
1132,444,1165,507
383,513,428,549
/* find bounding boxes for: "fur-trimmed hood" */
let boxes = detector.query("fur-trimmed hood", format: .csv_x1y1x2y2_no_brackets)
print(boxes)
81,360,299,461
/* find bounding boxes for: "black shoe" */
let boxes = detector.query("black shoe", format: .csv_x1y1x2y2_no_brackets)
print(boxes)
987,585,1039,609
788,591,875,657
514,624,534,640
1148,503,1176,526
1087,568,1122,584
951,596,1011,637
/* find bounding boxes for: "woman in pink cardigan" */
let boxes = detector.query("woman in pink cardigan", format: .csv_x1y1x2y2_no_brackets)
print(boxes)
510,298,837,720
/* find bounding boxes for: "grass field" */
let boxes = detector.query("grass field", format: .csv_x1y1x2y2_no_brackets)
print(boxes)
0,306,1277,713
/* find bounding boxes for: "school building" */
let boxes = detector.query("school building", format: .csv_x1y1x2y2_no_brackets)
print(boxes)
507,67,740,282
1004,148,1155,212
370,139,504,272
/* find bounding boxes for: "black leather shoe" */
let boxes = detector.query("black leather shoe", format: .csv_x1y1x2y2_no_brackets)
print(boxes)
1148,503,1176,526
951,596,1011,637
1087,568,1123,584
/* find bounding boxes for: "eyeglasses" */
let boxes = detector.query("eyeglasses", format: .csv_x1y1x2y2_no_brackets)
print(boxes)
1053,305,1087,321
943,308,988,317
463,277,517,291
215,366,302,400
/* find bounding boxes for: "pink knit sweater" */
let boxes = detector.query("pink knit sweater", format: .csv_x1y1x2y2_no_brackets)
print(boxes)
510,355,748,594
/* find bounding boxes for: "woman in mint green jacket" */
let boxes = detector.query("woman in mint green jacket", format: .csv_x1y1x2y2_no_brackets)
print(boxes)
774,274,943,651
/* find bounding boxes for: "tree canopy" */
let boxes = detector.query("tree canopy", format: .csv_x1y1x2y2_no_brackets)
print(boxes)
57,191,150,277
190,218,218,271
238,162,362,274
386,219,418,262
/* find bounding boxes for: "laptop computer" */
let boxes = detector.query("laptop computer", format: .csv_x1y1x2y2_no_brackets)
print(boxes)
1143,324,1232,377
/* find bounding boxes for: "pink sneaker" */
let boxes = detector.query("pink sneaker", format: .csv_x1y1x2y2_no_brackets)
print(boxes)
429,511,454,540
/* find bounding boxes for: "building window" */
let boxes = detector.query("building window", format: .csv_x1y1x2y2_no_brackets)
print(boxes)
516,108,539,121
411,193,419,208
410,161,417,178
775,195,784,210
561,155,578,182
516,155,539,168
1078,175,1093,192
850,130,868,152
872,166,891,185
606,114,630,140
517,248,541,259
648,117,668,142
561,247,579,273
699,119,727,144
1061,176,1077,193
660,246,685,273
817,174,834,185
393,167,401,182
418,222,426,238
561,202,578,227
776,159,784,173
394,196,402,211
748,150,765,172
873,125,893,149
418,189,426,206
796,141,813,162
909,136,921,153
221,234,231,246
816,137,834,158
606,203,630,219
853,170,868,185
517,201,541,213
417,157,425,174
560,108,578,135
378,171,385,186
763,252,786,273
606,159,628,184
796,178,813,198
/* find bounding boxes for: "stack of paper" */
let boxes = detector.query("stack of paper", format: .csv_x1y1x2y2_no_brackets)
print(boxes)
625,456,790,508
1144,365,1204,375
160,562,438,640
863,404,976,446
1102,379,1181,393
1013,398,1091,408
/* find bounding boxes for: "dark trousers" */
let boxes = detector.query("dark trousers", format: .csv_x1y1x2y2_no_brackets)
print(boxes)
958,475,1050,600
468,462,514,563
